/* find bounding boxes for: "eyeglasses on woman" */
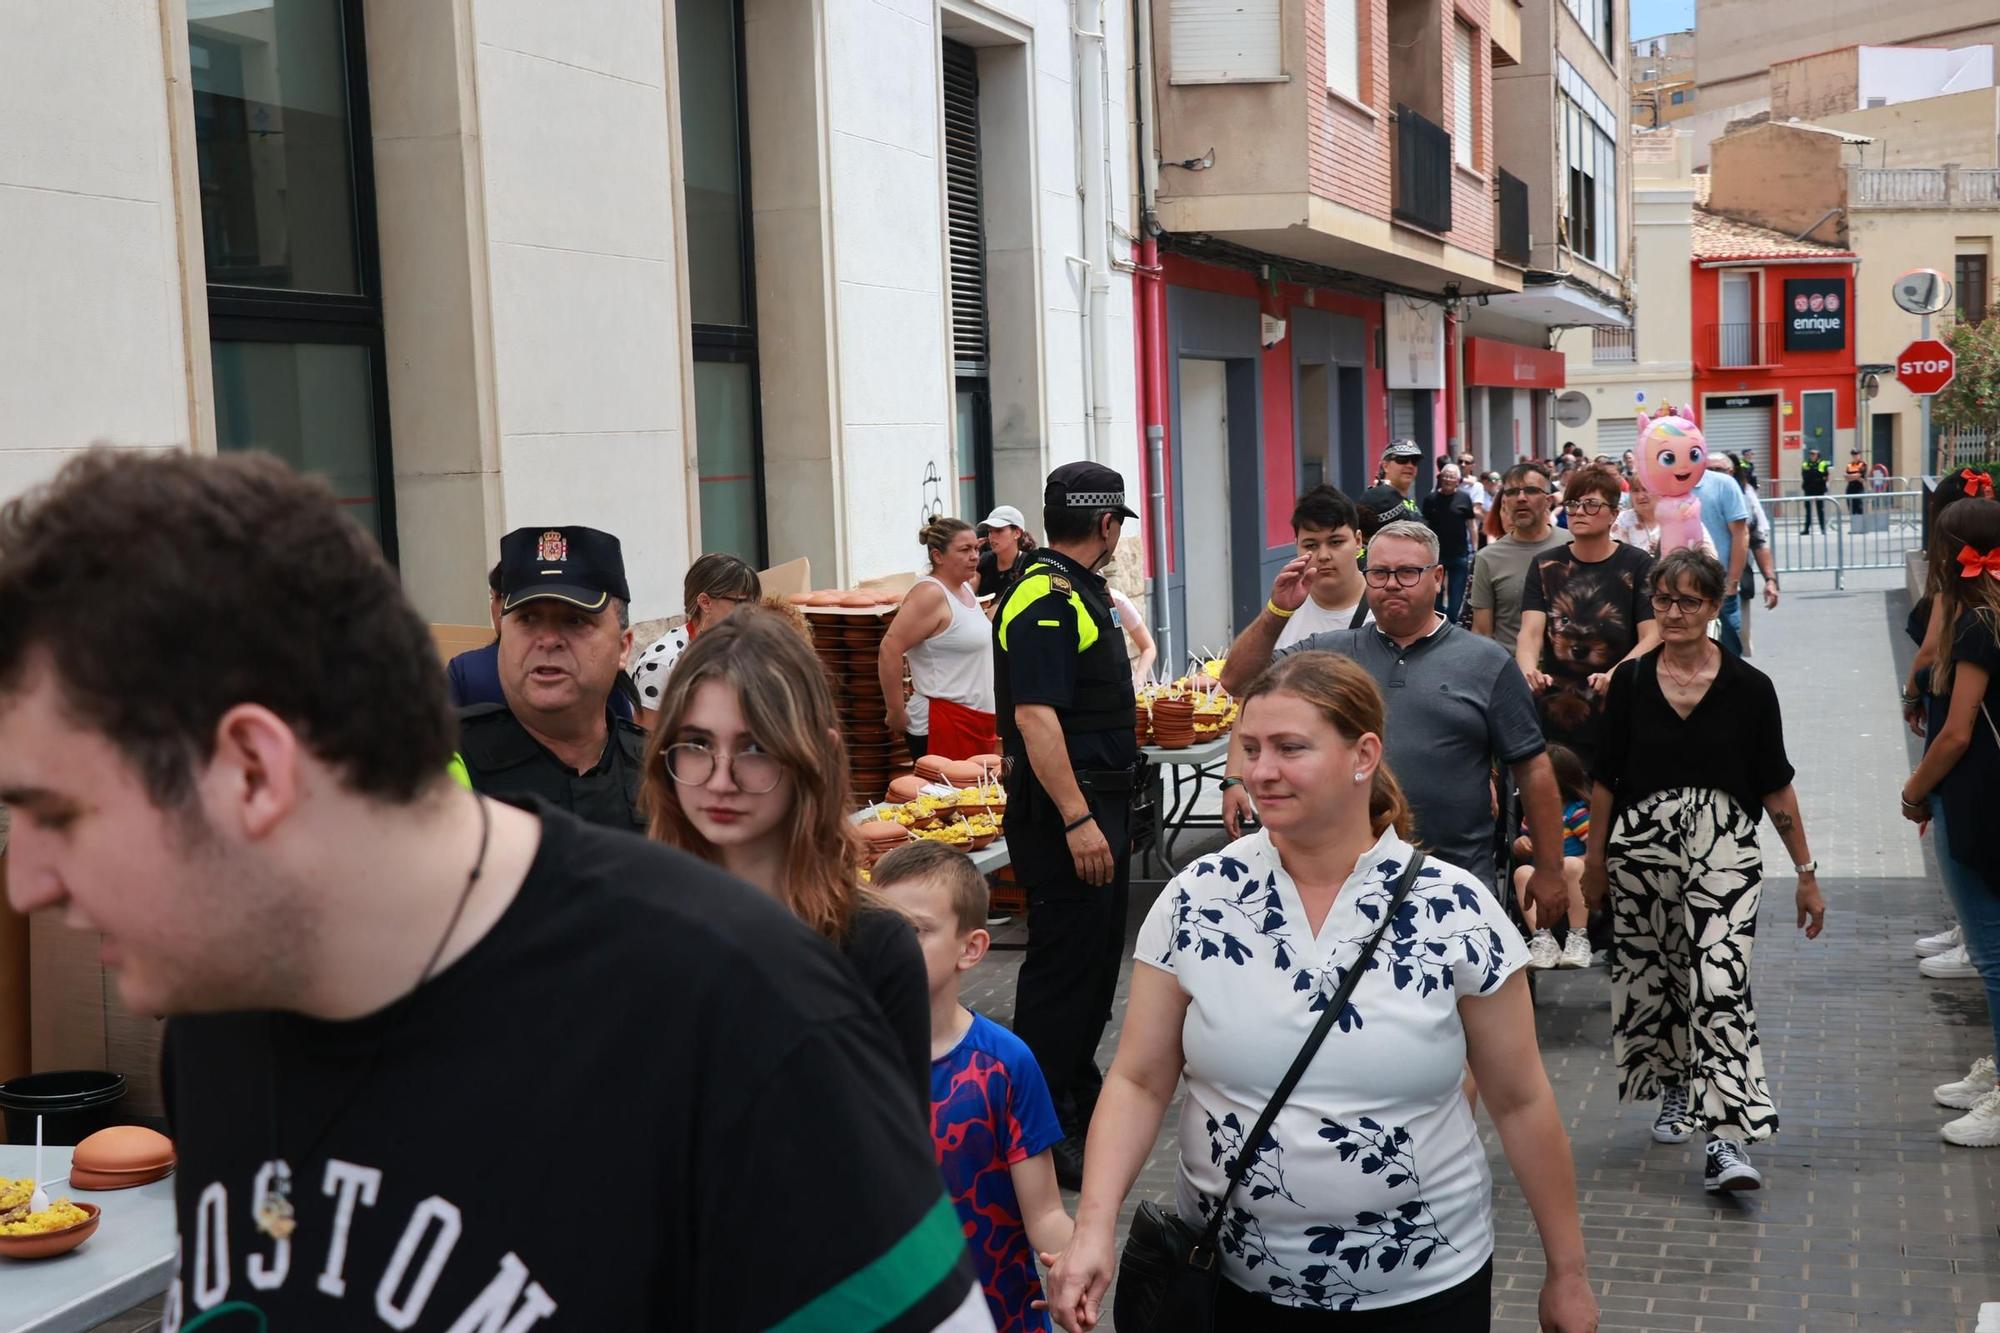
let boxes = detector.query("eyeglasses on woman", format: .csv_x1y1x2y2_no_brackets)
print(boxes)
664,741,785,794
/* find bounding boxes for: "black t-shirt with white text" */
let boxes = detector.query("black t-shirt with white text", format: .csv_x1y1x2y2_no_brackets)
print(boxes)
159,804,982,1332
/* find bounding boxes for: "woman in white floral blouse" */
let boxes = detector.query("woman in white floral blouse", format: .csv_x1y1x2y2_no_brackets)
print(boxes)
1043,652,1596,1332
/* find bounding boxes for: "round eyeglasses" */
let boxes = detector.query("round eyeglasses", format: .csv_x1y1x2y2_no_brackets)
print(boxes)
1362,563,1438,588
663,742,785,794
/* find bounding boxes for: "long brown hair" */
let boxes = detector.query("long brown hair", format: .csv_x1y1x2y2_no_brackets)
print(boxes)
1239,651,1413,839
1933,499,2000,699
641,607,865,941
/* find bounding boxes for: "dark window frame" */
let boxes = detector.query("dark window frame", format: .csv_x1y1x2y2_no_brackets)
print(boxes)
683,0,768,566
1957,254,1989,325
193,0,397,562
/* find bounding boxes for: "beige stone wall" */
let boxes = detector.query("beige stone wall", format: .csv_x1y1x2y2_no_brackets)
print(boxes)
1707,124,1848,240
1818,89,2000,169
1695,0,2000,110
1769,48,1860,123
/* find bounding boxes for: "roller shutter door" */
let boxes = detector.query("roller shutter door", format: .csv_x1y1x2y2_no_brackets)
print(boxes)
1702,402,1774,480
1595,416,1636,462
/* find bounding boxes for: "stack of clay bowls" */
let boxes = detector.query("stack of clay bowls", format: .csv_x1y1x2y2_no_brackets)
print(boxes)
801,589,904,802
69,1125,175,1190
856,818,913,869
1134,699,1153,748
913,754,952,786
1148,695,1195,750
968,753,1004,786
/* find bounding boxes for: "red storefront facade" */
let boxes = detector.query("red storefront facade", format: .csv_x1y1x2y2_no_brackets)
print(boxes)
1688,222,1858,481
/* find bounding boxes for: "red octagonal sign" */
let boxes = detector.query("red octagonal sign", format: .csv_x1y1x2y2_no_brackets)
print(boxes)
1897,338,1956,396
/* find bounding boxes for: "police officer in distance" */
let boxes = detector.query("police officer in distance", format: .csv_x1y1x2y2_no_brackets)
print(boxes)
1799,447,1831,535
457,526,648,831
995,461,1141,1189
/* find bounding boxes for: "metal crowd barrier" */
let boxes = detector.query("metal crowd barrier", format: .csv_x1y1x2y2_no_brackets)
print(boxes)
1759,489,1924,588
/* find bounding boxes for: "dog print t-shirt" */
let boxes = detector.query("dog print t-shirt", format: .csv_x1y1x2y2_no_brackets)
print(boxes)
1135,829,1527,1312
1520,542,1654,766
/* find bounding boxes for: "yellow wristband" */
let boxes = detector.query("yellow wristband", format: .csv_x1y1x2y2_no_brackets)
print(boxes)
1267,599,1296,619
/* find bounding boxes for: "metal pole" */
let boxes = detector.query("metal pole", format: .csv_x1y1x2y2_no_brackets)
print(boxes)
1147,423,1173,676
1834,492,1845,590
1919,310,1934,475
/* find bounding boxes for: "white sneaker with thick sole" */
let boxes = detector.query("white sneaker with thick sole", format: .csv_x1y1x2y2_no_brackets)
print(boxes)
1526,929,1561,970
1704,1138,1763,1191
1936,1056,1998,1110
1921,944,1979,980
1942,1088,2000,1148
1917,925,1962,958
1652,1085,1695,1144
1558,932,1593,969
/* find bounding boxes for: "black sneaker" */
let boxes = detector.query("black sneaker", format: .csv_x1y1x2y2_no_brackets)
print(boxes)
1652,1085,1694,1144
1051,1134,1086,1191
1703,1137,1763,1192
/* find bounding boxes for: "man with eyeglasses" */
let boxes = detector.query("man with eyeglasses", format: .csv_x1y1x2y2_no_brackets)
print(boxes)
1468,463,1572,658
1218,521,1570,924
456,526,650,831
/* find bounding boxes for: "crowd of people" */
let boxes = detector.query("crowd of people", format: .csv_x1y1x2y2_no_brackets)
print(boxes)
0,435,1990,1332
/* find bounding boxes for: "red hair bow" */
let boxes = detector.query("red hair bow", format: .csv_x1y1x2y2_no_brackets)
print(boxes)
1958,544,2000,580
1960,469,1996,499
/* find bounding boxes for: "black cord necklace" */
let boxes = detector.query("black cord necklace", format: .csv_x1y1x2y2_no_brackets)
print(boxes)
255,795,493,1242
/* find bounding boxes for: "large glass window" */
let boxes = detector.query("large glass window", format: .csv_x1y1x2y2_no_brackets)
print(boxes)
1558,59,1619,273
190,0,394,553
678,0,765,564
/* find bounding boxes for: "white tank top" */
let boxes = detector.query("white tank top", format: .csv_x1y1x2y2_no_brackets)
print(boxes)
903,575,996,735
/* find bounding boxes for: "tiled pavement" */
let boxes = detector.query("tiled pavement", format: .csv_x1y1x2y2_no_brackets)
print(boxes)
966,569,2000,1332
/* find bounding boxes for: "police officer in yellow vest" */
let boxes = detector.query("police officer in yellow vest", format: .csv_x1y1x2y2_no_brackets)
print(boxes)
1800,448,1831,535
456,525,648,831
994,461,1141,1188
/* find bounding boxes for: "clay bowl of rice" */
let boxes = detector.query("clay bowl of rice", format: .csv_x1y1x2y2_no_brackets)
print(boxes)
0,1201,102,1260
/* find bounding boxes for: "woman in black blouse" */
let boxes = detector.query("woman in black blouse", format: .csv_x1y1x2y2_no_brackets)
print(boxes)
1582,548,1826,1195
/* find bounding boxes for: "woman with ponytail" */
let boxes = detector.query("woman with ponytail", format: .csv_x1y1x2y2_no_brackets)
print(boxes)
1044,652,1595,1333
879,515,996,760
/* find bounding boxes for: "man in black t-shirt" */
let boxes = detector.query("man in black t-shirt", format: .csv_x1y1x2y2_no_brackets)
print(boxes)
1421,463,1479,621
0,452,990,1333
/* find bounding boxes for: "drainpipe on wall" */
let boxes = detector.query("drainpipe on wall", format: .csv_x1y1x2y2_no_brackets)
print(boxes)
1076,0,1114,463
1131,0,1173,670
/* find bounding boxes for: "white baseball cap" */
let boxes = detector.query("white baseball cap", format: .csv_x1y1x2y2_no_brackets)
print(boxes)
981,504,1027,530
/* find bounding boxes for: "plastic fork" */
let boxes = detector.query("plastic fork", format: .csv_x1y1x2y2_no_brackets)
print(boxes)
30,1116,48,1213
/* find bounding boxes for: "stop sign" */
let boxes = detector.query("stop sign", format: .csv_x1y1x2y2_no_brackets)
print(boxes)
1897,338,1956,395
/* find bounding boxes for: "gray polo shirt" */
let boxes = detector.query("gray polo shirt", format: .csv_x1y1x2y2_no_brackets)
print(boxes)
1274,620,1546,888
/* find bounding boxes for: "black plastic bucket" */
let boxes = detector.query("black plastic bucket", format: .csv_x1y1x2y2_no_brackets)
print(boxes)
0,1070,129,1146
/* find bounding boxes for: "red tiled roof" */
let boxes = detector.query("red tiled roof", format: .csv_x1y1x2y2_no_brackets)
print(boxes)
1691,207,1855,262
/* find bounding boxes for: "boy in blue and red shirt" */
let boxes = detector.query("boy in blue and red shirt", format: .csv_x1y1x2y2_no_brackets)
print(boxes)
874,843,1073,1333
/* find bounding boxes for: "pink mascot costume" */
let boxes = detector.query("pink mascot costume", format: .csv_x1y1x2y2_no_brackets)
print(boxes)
1635,403,1708,556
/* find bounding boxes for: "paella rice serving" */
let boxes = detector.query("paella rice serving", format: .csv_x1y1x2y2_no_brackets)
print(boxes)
0,1179,92,1235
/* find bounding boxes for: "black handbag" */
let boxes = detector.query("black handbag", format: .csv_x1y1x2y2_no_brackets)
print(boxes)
1112,853,1427,1333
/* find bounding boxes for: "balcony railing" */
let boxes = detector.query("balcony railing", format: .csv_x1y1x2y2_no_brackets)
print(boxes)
1496,168,1529,265
1964,170,2000,206
1591,327,1635,363
1392,105,1453,234
1855,168,1947,204
1707,321,1778,368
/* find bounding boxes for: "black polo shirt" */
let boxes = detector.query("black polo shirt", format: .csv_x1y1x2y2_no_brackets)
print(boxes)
457,704,648,832
993,548,1137,773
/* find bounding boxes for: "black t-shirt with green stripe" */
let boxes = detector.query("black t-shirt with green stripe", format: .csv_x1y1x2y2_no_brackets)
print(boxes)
160,803,984,1331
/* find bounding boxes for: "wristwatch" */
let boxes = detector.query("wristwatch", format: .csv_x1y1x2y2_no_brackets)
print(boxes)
1793,860,1818,874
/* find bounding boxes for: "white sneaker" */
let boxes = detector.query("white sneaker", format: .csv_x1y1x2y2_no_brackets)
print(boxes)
1916,924,1962,958
1526,929,1561,970
1936,1056,1999,1110
1942,1087,2000,1148
1920,944,1979,979
1703,1137,1763,1191
1652,1085,1695,1144
1558,932,1593,969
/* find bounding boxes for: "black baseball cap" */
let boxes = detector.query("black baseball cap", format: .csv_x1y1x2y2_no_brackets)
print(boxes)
1383,439,1422,462
497,525,631,614
1045,461,1138,519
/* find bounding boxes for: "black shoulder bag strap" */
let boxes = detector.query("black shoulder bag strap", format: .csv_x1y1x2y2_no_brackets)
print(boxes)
1347,600,1371,630
1185,851,1426,1271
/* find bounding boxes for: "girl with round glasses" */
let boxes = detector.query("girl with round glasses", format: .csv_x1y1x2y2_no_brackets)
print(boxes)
641,607,932,1105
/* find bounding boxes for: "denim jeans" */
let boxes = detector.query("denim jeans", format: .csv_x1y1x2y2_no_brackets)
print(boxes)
1716,589,1744,656
1439,552,1472,623
1932,797,2000,1070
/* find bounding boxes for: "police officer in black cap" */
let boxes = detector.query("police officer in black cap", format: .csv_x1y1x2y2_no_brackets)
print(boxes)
457,526,648,831
994,460,1142,1187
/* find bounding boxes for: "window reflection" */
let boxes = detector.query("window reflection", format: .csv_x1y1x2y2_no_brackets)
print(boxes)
212,340,384,541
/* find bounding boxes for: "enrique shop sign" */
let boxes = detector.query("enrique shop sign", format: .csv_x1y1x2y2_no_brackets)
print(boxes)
1782,278,1847,351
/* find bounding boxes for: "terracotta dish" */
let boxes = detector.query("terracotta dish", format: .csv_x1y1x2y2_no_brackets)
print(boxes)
72,1126,175,1176
0,1203,101,1260
69,1164,172,1191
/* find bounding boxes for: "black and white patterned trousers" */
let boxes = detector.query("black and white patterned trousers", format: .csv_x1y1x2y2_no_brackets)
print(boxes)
1607,787,1778,1141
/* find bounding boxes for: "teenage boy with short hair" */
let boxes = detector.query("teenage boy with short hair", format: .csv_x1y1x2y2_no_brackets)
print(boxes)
1274,485,1373,649
874,842,1073,1333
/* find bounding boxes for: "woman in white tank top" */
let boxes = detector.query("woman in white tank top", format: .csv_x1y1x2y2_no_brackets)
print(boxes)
879,517,997,760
